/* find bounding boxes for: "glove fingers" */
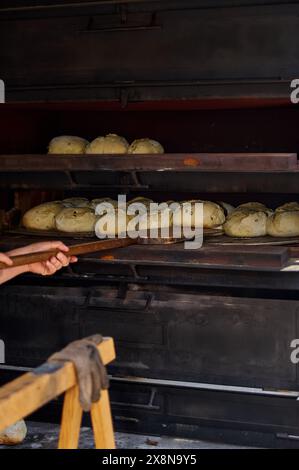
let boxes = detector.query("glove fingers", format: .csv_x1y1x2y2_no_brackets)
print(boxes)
72,353,93,412
78,372,93,412
93,348,109,389
90,349,104,403
91,365,101,403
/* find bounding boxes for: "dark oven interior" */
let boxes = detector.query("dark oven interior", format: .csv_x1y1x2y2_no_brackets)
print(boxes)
2,100,299,207
1,100,299,280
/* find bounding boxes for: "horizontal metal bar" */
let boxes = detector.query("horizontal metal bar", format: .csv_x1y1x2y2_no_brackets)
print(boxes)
2,364,298,398
111,376,299,398
111,400,159,410
6,78,292,92
0,364,32,372
276,433,299,441
78,25,161,33
0,0,151,14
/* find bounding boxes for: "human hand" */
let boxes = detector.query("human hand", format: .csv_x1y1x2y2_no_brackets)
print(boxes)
25,241,77,276
0,252,13,267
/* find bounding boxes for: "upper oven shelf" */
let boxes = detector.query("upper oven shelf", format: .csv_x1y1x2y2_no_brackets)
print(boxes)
0,153,298,192
0,153,297,171
0,153,299,195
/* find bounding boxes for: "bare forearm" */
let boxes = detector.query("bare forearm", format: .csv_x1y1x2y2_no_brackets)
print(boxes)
0,241,76,284
6,244,39,257
0,264,29,285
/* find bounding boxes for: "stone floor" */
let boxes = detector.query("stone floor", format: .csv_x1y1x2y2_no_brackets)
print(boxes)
1,421,254,449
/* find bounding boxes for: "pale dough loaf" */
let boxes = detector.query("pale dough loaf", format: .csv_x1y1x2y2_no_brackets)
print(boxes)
275,202,299,212
85,134,129,154
174,200,225,229
224,209,267,237
128,138,164,154
236,202,273,216
138,207,174,231
55,207,97,232
0,420,27,446
48,136,88,154
22,202,64,231
128,197,154,206
267,211,299,237
127,197,154,215
96,209,132,237
89,198,118,212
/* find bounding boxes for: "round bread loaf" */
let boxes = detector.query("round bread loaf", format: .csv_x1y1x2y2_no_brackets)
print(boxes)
128,197,153,206
275,202,299,212
85,134,129,154
22,201,64,231
96,209,132,237
48,136,88,154
62,197,90,208
55,207,97,232
267,211,299,237
224,209,267,237
89,198,118,212
0,420,27,445
236,202,273,216
138,207,173,231
128,138,164,154
174,200,225,229
127,197,154,214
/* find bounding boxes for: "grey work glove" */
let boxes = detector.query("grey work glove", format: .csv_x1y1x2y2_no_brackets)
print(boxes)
48,334,109,412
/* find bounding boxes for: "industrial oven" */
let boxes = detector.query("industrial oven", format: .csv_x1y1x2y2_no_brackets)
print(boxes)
1,0,299,448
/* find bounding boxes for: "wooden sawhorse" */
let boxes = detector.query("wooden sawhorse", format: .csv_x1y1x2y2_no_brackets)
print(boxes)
0,337,116,449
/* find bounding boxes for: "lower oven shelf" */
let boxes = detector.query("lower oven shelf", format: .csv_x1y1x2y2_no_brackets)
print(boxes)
1,233,297,273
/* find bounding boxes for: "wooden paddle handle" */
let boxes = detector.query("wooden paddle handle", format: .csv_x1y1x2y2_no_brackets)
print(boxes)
0,238,136,270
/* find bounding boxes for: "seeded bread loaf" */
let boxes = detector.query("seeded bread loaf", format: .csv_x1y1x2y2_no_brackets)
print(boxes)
55,207,97,232
267,211,299,237
128,138,164,154
22,202,64,231
48,136,88,154
224,209,267,237
85,134,129,154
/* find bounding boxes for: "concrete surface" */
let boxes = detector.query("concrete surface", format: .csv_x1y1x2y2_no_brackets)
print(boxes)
0,421,255,449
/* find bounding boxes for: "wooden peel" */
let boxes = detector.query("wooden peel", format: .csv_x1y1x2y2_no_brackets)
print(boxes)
0,239,135,270
0,230,186,270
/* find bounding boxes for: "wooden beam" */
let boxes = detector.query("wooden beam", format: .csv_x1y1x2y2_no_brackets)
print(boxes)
0,337,115,433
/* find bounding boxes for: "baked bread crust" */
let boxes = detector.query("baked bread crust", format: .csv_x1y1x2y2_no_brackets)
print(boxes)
224,209,267,237
22,202,64,231
85,134,129,154
48,136,88,154
128,138,164,154
267,211,299,237
174,200,225,229
55,207,97,232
